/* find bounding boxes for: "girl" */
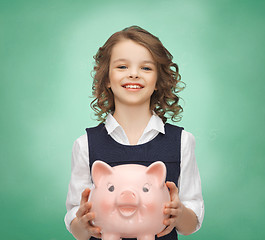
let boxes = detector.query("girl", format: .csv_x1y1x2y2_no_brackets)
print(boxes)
65,26,204,240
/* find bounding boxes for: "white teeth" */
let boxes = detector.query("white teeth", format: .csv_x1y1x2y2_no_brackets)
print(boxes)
124,85,142,89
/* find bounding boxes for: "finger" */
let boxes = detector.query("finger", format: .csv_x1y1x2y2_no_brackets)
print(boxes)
80,188,91,205
164,207,180,217
165,199,182,209
82,212,96,223
166,181,179,195
157,225,174,238
93,232,101,239
164,217,176,227
166,182,179,201
92,232,101,239
88,222,101,238
76,202,92,218
90,227,101,239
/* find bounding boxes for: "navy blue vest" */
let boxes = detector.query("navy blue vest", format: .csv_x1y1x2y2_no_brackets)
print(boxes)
86,123,183,240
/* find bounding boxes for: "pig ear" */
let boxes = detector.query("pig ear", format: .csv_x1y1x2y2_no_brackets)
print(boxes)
146,161,167,187
91,160,114,187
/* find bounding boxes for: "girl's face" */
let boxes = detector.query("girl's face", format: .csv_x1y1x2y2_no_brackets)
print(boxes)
108,39,157,109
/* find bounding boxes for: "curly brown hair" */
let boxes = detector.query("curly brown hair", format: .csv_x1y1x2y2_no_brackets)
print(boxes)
90,26,185,123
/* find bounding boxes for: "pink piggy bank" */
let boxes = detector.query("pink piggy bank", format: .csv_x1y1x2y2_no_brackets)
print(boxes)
89,160,170,240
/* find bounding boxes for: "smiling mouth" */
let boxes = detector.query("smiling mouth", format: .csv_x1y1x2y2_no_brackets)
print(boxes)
118,206,137,217
122,84,144,89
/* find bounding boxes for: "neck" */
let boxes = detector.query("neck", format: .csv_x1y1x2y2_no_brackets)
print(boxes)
113,102,152,137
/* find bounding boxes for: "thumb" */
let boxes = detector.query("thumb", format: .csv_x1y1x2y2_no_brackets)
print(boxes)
166,181,179,201
80,188,91,205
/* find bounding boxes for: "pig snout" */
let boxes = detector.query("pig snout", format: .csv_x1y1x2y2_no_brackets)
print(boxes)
117,190,139,218
120,191,137,204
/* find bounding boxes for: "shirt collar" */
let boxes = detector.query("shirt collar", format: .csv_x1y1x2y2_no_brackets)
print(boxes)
105,113,121,135
105,111,165,135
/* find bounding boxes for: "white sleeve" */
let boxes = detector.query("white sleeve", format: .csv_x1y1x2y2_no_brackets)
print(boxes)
64,134,93,233
177,130,204,234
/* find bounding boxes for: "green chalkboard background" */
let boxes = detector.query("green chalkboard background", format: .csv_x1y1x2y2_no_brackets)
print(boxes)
1,0,264,239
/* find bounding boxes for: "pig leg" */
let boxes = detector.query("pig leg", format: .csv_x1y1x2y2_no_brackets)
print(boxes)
101,232,121,240
138,234,155,240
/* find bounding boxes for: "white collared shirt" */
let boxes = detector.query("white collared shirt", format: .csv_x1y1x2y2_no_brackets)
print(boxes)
65,113,204,235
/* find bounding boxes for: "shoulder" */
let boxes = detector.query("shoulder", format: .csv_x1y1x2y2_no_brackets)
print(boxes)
73,123,105,150
72,133,88,152
164,123,183,137
165,123,183,131
165,123,195,145
71,133,90,167
85,123,105,134
181,130,196,149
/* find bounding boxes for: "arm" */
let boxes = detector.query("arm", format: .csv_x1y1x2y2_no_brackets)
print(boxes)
158,131,204,236
157,182,198,236
71,189,101,240
178,131,204,233
64,135,101,239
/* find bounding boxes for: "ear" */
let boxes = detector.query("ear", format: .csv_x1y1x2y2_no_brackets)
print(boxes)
145,161,167,188
91,160,114,187
106,80,111,89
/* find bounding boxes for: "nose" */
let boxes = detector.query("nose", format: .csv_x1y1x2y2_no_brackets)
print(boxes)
129,73,139,79
119,190,138,205
129,68,139,79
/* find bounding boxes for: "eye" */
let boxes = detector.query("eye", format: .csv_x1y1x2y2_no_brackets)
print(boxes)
117,65,127,69
107,183,115,192
143,183,151,193
142,67,152,71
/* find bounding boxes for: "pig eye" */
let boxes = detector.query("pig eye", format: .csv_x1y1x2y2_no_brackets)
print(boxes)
143,183,150,193
108,184,115,192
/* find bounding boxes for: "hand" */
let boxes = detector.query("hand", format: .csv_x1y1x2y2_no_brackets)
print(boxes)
75,188,101,239
157,181,183,237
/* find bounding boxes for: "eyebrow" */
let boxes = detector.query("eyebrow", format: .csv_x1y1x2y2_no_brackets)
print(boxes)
112,58,156,65
142,60,156,65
